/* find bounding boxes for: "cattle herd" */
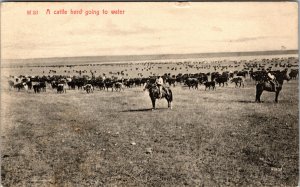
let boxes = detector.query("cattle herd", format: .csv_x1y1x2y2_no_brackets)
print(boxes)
5,57,299,94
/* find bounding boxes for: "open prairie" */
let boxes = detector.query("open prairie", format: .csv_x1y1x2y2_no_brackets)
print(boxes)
1,75,298,186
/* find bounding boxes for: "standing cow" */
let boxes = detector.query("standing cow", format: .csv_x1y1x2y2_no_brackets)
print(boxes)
57,84,66,94
83,84,94,93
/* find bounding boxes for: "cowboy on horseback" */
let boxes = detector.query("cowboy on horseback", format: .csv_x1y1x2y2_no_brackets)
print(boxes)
156,76,164,98
267,70,278,92
143,76,173,110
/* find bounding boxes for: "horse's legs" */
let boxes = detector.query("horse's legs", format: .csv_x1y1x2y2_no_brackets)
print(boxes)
151,98,156,110
275,91,280,103
255,89,263,102
168,101,172,109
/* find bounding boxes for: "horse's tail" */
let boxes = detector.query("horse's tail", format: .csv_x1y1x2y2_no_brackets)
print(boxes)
168,89,173,102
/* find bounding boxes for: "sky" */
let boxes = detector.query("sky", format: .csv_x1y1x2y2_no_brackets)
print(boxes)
1,2,298,59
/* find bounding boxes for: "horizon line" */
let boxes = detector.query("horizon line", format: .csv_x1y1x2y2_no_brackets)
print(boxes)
3,49,299,61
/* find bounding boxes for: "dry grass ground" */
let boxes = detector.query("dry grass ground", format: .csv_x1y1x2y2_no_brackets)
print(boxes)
1,80,298,186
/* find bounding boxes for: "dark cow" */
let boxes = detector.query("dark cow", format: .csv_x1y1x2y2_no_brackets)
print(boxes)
204,81,216,90
289,69,298,80
57,84,66,94
124,80,133,88
185,78,199,89
231,77,245,88
8,80,14,89
236,71,248,78
83,84,93,93
26,81,32,90
166,78,176,87
114,82,124,92
67,81,76,89
51,81,58,89
97,81,106,90
33,84,41,93
14,82,28,91
197,74,208,85
38,82,46,92
215,76,229,87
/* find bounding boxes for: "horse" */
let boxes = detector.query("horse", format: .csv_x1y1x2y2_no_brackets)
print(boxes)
144,83,173,110
255,70,290,103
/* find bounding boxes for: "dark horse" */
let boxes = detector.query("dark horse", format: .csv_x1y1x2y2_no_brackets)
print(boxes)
144,83,173,110
255,70,290,103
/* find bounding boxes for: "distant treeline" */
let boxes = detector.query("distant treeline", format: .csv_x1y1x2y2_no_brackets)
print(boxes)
2,50,298,68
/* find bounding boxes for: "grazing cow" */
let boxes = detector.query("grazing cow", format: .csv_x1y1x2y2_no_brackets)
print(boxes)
67,81,76,89
8,80,14,89
97,81,106,90
75,79,85,90
57,84,66,94
134,78,142,87
185,78,199,89
104,79,114,91
231,77,245,88
51,81,58,89
236,71,248,78
124,80,133,88
215,76,229,87
204,81,216,90
83,84,93,93
114,82,124,92
166,78,176,87
14,82,28,91
26,81,32,90
289,69,298,80
32,82,46,92
197,74,208,85
33,84,41,93
39,82,47,92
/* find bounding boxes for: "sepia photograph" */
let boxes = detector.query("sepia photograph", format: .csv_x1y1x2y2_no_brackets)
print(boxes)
1,2,299,186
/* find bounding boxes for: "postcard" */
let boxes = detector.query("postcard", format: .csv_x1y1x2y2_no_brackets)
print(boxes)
1,2,298,186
